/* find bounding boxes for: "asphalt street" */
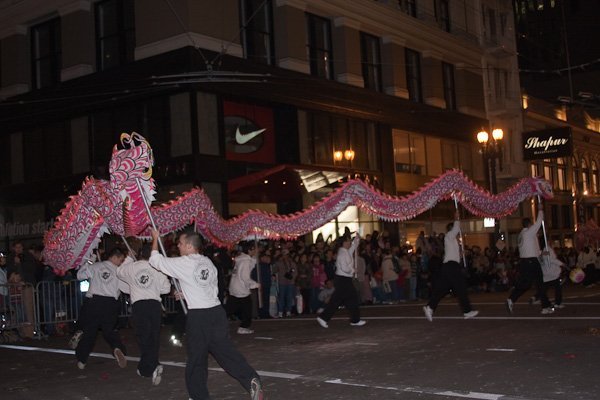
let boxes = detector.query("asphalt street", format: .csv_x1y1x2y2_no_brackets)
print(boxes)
1,285,599,400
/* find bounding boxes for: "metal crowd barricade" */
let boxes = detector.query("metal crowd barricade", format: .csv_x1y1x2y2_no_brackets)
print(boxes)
30,281,179,339
1,283,36,342
34,280,84,339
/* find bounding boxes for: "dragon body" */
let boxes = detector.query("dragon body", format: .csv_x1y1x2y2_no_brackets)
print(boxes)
43,133,553,275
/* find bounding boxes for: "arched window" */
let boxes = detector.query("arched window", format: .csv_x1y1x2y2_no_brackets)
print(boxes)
543,158,554,186
582,157,590,193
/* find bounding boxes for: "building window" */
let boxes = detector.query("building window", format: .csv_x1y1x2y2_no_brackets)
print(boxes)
393,130,427,176
582,157,590,193
23,123,71,182
306,13,334,79
400,0,417,17
572,156,581,191
240,0,274,65
405,48,422,102
307,112,379,170
442,62,456,110
530,161,540,177
31,18,62,89
557,157,567,191
593,160,599,194
434,0,450,32
95,0,135,71
360,33,382,92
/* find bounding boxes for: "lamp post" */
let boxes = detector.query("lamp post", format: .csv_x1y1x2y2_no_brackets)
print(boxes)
477,128,504,245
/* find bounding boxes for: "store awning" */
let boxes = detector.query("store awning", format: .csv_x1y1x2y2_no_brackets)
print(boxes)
228,164,347,203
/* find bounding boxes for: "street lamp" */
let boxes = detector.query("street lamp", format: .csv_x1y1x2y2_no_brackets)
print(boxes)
477,128,504,246
477,128,504,195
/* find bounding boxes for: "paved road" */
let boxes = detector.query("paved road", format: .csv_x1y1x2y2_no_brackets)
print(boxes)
2,285,600,400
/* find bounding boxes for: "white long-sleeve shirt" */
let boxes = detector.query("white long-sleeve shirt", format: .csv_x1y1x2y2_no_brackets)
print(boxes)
518,211,543,258
335,236,360,277
443,221,461,264
77,260,124,299
540,247,563,282
117,258,171,303
149,250,220,309
228,253,260,298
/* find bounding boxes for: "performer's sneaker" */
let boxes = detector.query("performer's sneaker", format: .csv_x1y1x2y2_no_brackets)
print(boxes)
237,327,254,334
505,299,514,314
350,320,367,326
77,361,86,370
541,307,555,315
554,303,565,309
114,348,127,368
463,310,479,319
423,306,433,322
316,317,328,328
69,330,83,349
250,377,264,400
151,365,163,386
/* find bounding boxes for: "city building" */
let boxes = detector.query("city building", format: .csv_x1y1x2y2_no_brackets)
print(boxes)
0,0,520,250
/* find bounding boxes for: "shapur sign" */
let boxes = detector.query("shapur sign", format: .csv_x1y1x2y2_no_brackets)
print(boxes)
522,127,573,160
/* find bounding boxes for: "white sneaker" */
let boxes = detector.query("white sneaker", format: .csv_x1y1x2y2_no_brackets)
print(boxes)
151,365,163,386
113,348,127,368
77,361,86,370
250,377,264,400
277,312,283,318
554,303,565,309
69,330,83,349
285,311,292,317
316,317,328,328
464,310,479,319
541,307,555,315
506,299,514,314
237,327,254,334
350,320,367,327
423,306,433,322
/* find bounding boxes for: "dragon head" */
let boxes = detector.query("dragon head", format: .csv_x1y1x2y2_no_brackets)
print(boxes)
109,132,156,205
531,177,554,200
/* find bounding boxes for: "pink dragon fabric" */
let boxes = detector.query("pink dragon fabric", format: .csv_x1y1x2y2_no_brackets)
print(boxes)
43,133,553,275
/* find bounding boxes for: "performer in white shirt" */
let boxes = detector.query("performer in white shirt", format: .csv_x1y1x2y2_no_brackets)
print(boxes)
423,212,478,321
149,229,264,400
226,242,260,334
118,243,171,385
75,247,128,370
506,210,553,314
317,233,367,328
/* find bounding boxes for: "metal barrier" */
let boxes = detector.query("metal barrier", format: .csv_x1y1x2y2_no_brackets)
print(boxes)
35,280,83,338
1,283,36,342
31,280,180,339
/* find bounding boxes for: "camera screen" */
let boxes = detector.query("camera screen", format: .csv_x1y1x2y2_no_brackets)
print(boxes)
79,280,90,293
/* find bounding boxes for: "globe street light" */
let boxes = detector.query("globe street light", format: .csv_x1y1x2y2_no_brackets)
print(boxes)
477,128,504,246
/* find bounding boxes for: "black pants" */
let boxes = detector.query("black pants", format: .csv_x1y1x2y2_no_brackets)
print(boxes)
510,258,551,308
258,284,271,318
226,294,253,328
76,295,125,363
543,279,563,305
583,264,597,286
427,261,473,314
132,299,162,377
319,276,360,323
186,306,259,400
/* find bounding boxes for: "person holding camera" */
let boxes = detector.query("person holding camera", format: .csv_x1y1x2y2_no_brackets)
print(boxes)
273,249,297,318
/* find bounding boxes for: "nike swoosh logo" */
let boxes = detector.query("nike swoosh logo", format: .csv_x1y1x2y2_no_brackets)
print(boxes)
235,127,266,145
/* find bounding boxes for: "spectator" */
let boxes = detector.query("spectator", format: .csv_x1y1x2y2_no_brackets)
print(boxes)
273,249,297,318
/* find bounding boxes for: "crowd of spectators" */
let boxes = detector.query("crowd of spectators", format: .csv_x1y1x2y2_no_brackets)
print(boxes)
0,228,598,339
